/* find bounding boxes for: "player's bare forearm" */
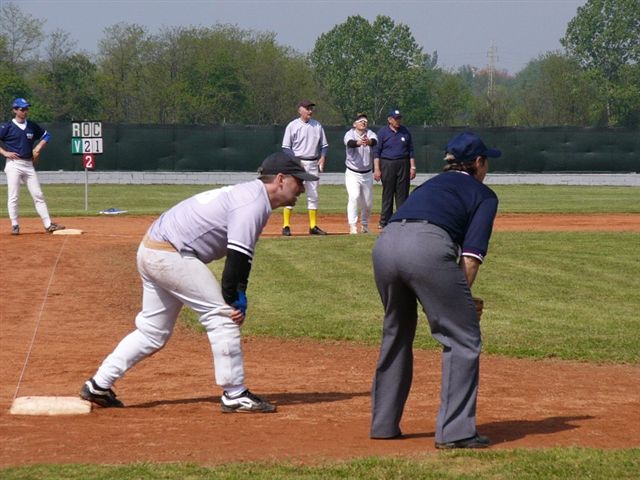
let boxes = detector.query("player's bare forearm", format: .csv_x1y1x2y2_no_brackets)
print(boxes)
1,148,19,159
461,256,481,287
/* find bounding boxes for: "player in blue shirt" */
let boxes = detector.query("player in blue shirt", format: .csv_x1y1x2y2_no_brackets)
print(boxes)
370,131,501,449
373,108,417,229
0,98,64,234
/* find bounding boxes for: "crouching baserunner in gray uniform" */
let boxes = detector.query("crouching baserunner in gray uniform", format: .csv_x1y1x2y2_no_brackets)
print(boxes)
370,132,501,448
80,152,317,412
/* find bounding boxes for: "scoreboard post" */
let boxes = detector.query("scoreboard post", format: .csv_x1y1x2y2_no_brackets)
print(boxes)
71,121,103,211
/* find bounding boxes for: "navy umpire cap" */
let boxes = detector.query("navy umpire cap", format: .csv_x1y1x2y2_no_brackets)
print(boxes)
258,152,319,181
12,98,31,108
445,132,502,163
388,108,402,118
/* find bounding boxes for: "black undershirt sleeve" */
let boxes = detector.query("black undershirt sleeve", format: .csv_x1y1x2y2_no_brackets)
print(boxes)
347,139,377,148
221,249,252,304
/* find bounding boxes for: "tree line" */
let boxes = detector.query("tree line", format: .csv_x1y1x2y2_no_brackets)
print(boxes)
1,0,638,128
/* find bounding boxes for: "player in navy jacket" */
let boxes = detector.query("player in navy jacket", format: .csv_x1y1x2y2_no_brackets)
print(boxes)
0,98,64,234
370,131,501,449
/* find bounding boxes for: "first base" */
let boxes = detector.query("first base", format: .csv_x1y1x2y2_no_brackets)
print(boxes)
53,228,83,235
9,396,92,416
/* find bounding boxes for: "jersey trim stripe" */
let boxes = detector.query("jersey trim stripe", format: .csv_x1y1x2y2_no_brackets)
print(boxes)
228,241,253,258
462,251,484,263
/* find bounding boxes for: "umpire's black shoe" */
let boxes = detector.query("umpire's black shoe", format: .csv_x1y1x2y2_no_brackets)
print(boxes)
282,226,291,236
435,434,490,449
80,378,124,408
309,226,327,235
221,389,277,413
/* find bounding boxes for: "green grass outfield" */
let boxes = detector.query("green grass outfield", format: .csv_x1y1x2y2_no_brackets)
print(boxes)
1,448,639,480
1,184,640,217
194,231,639,364
2,184,639,478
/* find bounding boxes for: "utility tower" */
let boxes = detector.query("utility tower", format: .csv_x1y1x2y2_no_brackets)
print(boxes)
487,41,498,98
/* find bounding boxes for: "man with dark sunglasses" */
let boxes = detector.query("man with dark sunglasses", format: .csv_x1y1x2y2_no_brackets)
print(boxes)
0,98,64,234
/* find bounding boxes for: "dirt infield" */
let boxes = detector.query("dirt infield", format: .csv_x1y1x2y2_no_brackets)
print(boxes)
1,213,639,467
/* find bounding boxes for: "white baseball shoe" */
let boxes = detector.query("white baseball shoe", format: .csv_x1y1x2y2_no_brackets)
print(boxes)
221,389,276,413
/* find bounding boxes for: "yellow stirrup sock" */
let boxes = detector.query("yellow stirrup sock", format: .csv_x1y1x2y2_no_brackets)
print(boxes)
283,207,292,228
309,209,317,229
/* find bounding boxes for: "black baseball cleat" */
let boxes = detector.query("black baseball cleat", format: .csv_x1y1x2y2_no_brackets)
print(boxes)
221,389,277,413
309,226,327,235
11,225,20,235
45,222,65,233
80,378,124,408
435,434,490,449
282,226,291,236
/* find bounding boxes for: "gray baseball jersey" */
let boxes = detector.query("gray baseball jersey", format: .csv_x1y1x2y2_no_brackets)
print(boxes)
282,118,328,159
147,180,271,263
344,128,378,171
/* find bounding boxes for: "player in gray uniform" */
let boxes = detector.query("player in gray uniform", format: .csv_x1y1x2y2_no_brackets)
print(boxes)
281,99,329,236
344,113,377,234
80,152,317,412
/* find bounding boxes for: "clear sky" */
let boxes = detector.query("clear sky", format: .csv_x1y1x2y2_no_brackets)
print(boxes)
13,0,586,75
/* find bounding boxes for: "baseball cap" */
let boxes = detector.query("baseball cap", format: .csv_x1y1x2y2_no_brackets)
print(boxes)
354,113,368,123
388,108,402,118
12,98,31,108
258,152,319,181
298,99,316,108
445,132,502,163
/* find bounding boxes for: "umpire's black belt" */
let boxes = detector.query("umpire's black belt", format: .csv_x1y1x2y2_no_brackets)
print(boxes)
391,218,430,225
346,166,372,174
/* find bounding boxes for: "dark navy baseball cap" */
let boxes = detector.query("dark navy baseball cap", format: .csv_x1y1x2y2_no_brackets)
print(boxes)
12,98,31,108
388,108,402,118
258,152,319,181
298,99,316,108
445,132,502,163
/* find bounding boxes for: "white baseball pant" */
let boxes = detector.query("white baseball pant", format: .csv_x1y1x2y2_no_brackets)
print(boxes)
286,159,319,211
93,242,245,391
4,159,52,227
345,168,373,227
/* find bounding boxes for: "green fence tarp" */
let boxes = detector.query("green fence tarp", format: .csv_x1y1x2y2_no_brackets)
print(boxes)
35,124,640,173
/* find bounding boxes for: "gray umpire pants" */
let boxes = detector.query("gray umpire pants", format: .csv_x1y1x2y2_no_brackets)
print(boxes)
370,221,482,444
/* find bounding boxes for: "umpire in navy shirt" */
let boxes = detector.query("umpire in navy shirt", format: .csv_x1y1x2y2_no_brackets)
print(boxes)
370,131,501,449
373,108,417,229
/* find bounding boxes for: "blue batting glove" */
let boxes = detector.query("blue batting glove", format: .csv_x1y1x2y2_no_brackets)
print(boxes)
231,291,247,315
